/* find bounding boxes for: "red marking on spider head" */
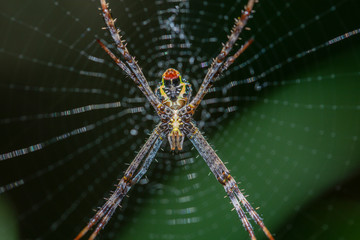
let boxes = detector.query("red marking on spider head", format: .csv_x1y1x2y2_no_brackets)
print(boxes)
162,68,180,80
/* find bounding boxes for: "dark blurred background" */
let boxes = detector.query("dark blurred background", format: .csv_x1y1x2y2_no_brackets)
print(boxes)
1,0,360,239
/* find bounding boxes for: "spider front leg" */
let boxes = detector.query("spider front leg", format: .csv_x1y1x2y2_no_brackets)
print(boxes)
186,123,274,240
75,124,165,240
188,0,256,114
99,0,162,112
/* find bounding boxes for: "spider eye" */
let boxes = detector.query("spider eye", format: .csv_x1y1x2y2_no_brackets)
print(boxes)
164,79,171,87
172,78,180,86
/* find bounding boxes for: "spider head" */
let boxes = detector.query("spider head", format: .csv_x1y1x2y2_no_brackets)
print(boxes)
155,68,192,109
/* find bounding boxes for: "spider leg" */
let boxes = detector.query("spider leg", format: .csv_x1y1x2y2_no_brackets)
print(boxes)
188,0,256,114
74,124,165,240
214,38,254,80
186,123,274,240
99,0,161,111
97,39,137,82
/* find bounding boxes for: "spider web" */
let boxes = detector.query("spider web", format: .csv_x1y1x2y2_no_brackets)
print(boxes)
1,0,360,239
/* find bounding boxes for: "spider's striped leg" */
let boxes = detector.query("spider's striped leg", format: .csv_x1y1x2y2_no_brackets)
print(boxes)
99,0,161,111
74,124,165,240
213,38,254,79
188,0,256,114
97,39,167,117
132,133,164,183
186,123,274,240
97,39,137,82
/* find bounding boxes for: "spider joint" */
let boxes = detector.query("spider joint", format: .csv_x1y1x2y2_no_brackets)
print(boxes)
122,174,134,185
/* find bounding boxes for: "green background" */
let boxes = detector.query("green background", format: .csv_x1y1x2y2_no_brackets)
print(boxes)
1,0,360,240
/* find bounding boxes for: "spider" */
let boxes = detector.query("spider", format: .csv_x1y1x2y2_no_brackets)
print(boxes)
75,0,274,239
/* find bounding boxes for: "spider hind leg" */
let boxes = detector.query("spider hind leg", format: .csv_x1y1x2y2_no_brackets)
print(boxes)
187,124,274,240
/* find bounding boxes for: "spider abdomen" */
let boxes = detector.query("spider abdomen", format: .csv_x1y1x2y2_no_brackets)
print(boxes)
167,111,185,151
